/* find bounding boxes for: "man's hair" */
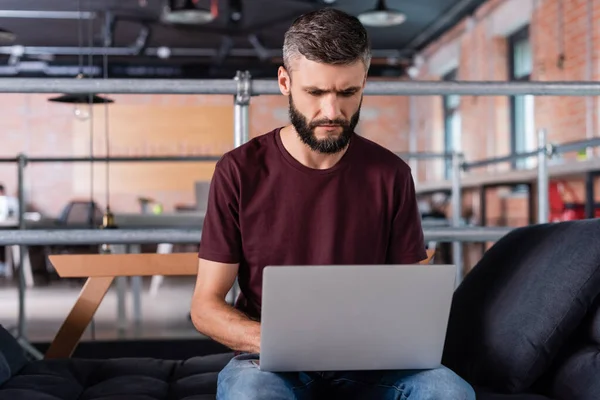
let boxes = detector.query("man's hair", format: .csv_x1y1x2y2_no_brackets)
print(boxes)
283,8,371,73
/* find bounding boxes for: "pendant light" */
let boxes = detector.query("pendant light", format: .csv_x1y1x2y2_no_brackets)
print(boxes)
48,90,114,105
48,2,114,113
162,0,219,25
358,0,406,28
0,28,16,43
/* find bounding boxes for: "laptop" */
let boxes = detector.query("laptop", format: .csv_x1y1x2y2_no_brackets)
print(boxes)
259,264,456,372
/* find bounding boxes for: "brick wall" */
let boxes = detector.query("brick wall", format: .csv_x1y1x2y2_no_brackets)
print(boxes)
0,92,409,217
412,0,599,227
1,0,596,225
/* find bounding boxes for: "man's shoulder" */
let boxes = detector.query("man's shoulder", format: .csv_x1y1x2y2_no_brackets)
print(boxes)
217,129,278,172
353,134,412,177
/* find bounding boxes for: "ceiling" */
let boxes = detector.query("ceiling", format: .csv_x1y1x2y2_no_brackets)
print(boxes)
0,0,487,79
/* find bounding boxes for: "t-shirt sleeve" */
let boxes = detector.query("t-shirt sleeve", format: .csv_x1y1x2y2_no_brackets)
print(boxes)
197,155,242,264
386,167,428,264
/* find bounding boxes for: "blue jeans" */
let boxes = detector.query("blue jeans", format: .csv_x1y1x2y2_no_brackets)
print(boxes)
217,353,476,400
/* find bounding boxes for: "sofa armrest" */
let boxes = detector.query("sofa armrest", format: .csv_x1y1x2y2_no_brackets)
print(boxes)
45,253,199,360
0,325,27,386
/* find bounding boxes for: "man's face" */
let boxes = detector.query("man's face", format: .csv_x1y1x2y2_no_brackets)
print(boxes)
278,56,366,154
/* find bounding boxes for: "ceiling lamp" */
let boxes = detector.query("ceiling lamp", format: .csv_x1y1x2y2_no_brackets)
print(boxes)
47,74,114,106
0,28,16,43
162,0,218,25
47,73,114,120
47,94,114,104
358,0,406,28
48,93,114,121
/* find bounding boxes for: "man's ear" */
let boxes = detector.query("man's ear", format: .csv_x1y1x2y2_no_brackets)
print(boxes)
278,66,291,96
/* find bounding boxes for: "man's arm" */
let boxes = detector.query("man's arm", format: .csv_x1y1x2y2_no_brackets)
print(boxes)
190,258,261,354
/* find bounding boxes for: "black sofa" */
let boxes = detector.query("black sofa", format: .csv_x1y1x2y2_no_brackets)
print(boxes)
1,219,600,399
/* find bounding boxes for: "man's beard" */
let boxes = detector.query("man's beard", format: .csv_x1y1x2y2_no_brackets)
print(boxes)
288,94,361,155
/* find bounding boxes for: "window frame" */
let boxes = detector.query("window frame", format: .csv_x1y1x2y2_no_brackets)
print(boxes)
508,25,532,170
442,69,459,179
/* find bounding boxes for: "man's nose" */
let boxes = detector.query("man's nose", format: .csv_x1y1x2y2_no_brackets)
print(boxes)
321,95,342,121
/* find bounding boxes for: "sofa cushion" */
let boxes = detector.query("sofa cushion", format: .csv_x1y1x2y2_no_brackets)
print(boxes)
542,300,600,400
475,389,553,400
442,219,600,393
545,345,600,400
0,325,28,386
0,352,234,400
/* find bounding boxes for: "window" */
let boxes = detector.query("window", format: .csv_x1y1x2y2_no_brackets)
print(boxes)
508,26,535,169
442,69,461,179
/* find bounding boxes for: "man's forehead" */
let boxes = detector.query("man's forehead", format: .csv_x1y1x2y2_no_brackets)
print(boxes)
289,57,365,89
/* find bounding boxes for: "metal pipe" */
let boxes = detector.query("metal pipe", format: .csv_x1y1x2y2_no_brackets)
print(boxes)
0,135,594,166
451,152,464,285
396,151,453,160
464,149,540,170
0,78,241,95
0,10,96,19
408,96,418,175
16,154,26,339
0,229,201,246
585,172,596,219
128,245,142,328
5,78,600,96
537,129,549,224
17,154,25,229
0,45,408,60
234,71,251,147
0,155,223,163
232,71,251,305
464,136,600,170
554,137,600,154
586,0,595,155
0,227,513,246
233,105,249,147
0,139,592,168
426,226,513,242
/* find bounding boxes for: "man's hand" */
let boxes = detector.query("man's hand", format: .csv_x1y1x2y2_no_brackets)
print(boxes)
191,258,262,354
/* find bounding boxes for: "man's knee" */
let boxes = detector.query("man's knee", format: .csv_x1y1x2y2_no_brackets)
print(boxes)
419,367,476,400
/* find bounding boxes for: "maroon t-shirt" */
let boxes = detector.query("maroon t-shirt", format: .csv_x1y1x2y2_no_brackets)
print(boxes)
198,128,427,321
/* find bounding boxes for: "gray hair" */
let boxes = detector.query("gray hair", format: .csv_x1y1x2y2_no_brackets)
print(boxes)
282,8,372,73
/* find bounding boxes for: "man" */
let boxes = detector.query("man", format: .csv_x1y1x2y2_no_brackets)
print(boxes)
191,8,475,400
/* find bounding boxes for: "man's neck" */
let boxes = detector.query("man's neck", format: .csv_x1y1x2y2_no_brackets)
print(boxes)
279,125,350,170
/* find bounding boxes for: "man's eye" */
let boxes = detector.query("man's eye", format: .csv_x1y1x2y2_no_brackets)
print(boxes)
309,90,323,96
339,91,355,97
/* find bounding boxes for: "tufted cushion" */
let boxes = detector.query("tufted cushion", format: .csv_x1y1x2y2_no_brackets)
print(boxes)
442,219,600,394
541,299,600,400
475,390,553,400
546,344,600,400
0,325,28,386
0,352,234,400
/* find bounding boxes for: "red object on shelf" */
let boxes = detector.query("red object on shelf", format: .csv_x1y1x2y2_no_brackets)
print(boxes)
548,181,600,222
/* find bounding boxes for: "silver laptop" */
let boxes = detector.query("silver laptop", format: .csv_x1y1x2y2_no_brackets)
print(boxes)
259,264,456,372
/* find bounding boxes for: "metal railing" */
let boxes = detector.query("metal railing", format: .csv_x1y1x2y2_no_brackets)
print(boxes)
1,72,600,348
2,78,600,95
0,226,515,246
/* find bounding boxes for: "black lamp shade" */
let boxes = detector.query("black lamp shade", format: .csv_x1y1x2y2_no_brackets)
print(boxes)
0,28,15,43
48,93,114,104
162,0,216,24
358,0,406,27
